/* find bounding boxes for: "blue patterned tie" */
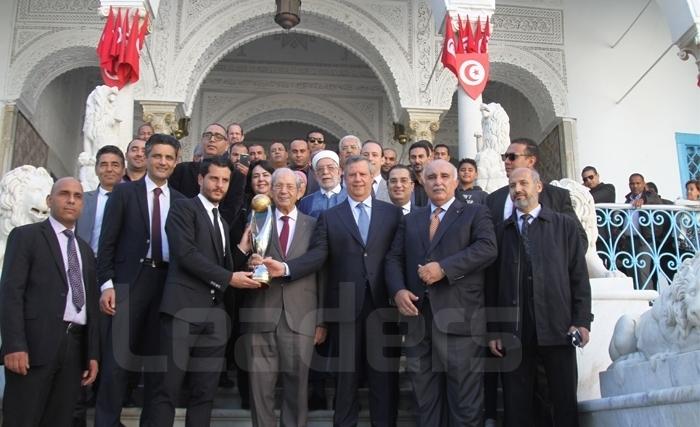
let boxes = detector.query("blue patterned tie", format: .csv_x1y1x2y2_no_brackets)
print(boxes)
63,230,85,311
520,213,532,258
356,202,369,245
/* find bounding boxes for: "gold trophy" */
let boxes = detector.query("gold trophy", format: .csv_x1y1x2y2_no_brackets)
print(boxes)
249,194,273,285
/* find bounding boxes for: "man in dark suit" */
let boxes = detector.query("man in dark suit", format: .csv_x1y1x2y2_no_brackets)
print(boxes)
487,168,592,427
150,157,261,426
77,145,125,254
265,156,403,427
485,139,580,230
242,167,326,426
483,138,584,426
74,145,124,426
1,177,99,426
386,160,497,426
168,123,248,390
95,134,184,427
169,123,247,226
387,164,416,215
581,166,615,203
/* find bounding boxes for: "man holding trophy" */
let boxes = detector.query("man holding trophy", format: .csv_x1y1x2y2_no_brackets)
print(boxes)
239,167,326,427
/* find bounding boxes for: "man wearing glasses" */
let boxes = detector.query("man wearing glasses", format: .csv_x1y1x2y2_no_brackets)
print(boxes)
307,130,326,156
483,137,584,427
581,166,616,203
168,123,246,227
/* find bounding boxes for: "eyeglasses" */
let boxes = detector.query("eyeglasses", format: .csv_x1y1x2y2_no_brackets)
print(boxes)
308,137,324,143
202,131,227,142
341,145,359,152
501,153,532,162
582,175,596,182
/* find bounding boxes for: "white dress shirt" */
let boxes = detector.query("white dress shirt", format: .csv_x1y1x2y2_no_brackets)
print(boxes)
516,204,542,232
349,195,373,225
49,216,87,325
275,207,298,254
198,194,227,254
429,197,456,221
503,196,515,220
90,186,111,254
321,184,342,198
145,175,171,262
401,201,412,215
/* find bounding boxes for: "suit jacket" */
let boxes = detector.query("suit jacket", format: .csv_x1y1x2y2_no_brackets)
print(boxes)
0,220,99,367
169,161,246,226
298,188,348,219
97,178,185,288
287,199,403,322
76,189,98,248
240,210,321,336
486,207,592,346
374,176,391,203
386,200,497,336
160,197,237,322
486,183,587,247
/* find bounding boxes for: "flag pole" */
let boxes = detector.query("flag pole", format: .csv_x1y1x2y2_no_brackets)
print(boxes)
422,14,447,92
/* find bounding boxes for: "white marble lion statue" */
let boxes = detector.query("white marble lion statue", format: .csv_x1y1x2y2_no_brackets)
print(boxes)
609,253,700,362
0,165,54,271
475,102,509,193
550,178,626,279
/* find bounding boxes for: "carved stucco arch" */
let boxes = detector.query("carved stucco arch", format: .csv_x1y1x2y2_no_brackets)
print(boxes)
7,29,99,115
163,0,409,121
217,94,373,141
431,44,568,131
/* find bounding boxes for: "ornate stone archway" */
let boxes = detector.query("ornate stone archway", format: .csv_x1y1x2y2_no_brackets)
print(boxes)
146,0,415,121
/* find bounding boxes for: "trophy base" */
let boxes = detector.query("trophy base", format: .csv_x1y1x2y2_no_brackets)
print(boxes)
252,265,270,287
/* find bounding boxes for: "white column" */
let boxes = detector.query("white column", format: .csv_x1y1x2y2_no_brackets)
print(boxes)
406,108,444,143
458,90,482,160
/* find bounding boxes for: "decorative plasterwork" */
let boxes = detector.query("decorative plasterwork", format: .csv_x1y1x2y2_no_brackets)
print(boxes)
676,23,700,85
9,35,99,115
206,93,379,142
491,5,564,45
152,0,411,120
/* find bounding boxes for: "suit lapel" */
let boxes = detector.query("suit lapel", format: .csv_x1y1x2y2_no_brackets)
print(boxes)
135,179,150,229
287,213,311,259
338,200,365,247
428,202,465,253
268,213,284,260
195,197,224,264
416,207,430,253
365,200,382,249
42,220,69,289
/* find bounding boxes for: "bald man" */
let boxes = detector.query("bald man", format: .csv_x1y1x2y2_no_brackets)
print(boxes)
1,178,99,426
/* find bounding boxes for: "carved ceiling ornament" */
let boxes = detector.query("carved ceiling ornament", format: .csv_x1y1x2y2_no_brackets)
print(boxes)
165,0,412,119
209,93,376,141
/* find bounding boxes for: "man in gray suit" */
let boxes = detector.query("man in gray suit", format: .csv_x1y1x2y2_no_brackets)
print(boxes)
76,145,125,254
242,167,326,427
361,141,391,203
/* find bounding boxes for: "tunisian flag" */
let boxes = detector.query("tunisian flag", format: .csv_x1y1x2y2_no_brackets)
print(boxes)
441,14,458,76
96,9,148,89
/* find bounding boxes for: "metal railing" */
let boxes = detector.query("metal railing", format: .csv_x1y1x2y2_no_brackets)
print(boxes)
595,203,700,290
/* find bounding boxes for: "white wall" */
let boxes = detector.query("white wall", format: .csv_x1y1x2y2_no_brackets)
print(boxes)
564,0,700,200
32,68,100,177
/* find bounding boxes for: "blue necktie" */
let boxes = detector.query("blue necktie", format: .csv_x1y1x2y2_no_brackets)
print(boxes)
356,203,369,245
63,230,85,311
520,213,532,258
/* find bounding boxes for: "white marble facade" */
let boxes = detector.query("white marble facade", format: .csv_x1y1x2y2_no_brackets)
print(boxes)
0,0,698,192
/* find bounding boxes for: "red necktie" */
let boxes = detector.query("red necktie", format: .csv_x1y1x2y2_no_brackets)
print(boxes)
279,215,290,257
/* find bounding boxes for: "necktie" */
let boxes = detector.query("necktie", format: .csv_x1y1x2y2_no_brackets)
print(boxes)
324,193,330,210
356,203,369,245
212,207,224,262
151,187,163,262
521,213,532,258
279,215,290,256
429,207,443,241
62,230,85,311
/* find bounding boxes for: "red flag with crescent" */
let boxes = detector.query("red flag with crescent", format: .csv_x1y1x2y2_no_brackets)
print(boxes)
455,53,489,100
441,14,458,76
